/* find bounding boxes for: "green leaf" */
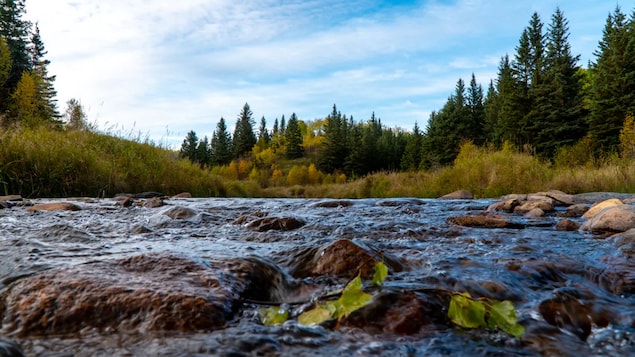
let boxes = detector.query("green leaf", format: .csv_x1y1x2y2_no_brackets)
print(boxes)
298,304,331,326
488,300,525,338
258,307,289,326
448,292,486,329
371,261,389,286
336,275,373,319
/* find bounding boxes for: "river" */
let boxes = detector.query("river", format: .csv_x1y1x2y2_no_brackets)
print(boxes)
0,196,633,356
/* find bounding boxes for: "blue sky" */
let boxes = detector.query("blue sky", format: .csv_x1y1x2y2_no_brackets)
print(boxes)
25,0,626,148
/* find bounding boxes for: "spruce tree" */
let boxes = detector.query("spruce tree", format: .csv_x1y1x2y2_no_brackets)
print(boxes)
317,104,348,173
401,122,422,171
0,0,31,106
285,113,304,159
256,116,270,151
29,22,58,121
466,73,485,145
211,117,232,166
179,130,199,162
195,136,211,168
232,103,257,158
588,7,635,154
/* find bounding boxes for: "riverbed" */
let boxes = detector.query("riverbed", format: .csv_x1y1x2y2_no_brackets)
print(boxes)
0,196,633,356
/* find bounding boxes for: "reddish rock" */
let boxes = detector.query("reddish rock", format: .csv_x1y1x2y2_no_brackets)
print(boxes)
440,190,473,200
245,217,305,232
555,219,581,231
447,214,525,229
116,197,134,207
172,192,193,198
514,200,555,215
26,202,81,212
163,206,197,220
0,195,22,202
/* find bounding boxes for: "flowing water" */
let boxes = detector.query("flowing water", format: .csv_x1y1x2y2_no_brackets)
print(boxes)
0,197,633,356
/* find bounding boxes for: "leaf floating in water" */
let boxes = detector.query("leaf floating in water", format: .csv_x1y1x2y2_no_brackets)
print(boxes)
448,292,524,339
258,307,289,326
488,300,525,339
336,275,372,319
371,261,388,286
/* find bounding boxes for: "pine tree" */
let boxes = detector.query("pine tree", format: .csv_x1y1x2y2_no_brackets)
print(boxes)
29,22,58,121
285,113,304,159
0,0,31,105
466,73,485,145
211,117,232,166
256,116,270,151
534,8,586,157
401,122,422,171
179,130,199,162
195,136,211,168
495,55,523,146
317,104,348,173
232,103,257,158
587,7,635,154
483,80,500,145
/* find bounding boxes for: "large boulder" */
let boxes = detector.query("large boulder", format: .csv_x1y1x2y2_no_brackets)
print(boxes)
582,198,623,219
581,205,635,234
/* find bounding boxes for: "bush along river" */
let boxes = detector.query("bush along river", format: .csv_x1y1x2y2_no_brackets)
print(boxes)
0,191,633,356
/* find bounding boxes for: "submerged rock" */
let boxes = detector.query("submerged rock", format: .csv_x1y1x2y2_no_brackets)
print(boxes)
245,217,305,232
447,213,526,229
26,202,81,212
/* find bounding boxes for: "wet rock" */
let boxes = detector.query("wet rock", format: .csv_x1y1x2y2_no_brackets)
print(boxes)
500,194,527,201
143,196,165,208
172,192,193,198
130,224,153,234
447,213,526,229
116,197,134,207
560,203,589,218
440,190,473,199
0,201,10,209
581,205,635,234
524,208,545,218
295,239,403,280
0,254,238,336
545,190,575,206
573,192,635,205
514,200,554,215
245,217,305,232
0,195,22,202
163,206,197,220
132,192,164,199
0,338,23,357
26,202,81,212
229,256,306,303
538,288,615,341
487,199,521,213
555,219,581,231
582,198,624,219
375,198,425,207
313,200,354,208
342,289,449,334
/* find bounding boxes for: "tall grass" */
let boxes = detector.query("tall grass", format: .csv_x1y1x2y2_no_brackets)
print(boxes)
0,127,226,197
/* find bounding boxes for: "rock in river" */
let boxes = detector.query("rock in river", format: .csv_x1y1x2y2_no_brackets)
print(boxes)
581,205,635,234
26,202,81,212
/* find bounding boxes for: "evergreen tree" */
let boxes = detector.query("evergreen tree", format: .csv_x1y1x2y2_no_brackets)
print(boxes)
359,112,382,173
195,136,211,168
285,112,304,159
466,73,485,145
256,116,270,151
534,8,586,157
483,80,500,144
29,22,58,121
588,7,635,154
232,103,257,158
317,104,348,173
495,55,523,146
401,122,422,171
210,117,232,166
0,0,31,106
179,130,199,162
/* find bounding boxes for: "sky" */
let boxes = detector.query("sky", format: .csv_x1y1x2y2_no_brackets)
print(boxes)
24,0,627,148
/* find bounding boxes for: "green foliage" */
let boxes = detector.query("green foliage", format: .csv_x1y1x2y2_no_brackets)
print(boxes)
258,307,289,326
233,103,257,158
285,113,304,159
371,261,388,286
297,275,373,326
448,292,524,339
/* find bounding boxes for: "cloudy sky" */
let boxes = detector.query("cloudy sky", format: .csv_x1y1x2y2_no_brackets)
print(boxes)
25,0,623,147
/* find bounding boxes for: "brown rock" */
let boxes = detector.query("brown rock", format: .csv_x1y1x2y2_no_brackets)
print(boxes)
312,200,354,208
163,206,197,220
582,198,624,219
524,208,545,218
447,214,525,229
144,197,164,208
545,190,575,206
487,199,521,213
116,197,134,207
440,190,473,199
245,217,305,232
26,202,81,212
172,192,193,198
581,205,635,234
555,219,581,231
0,195,22,201
560,204,589,218
514,200,555,215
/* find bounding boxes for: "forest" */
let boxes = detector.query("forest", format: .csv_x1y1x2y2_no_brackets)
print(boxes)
1,2,635,197
178,7,635,188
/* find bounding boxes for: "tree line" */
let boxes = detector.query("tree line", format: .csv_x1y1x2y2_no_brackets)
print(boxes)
181,7,635,179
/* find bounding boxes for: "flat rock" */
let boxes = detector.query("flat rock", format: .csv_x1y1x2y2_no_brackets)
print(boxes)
583,198,623,219
172,192,193,198
0,195,22,202
26,202,81,212
487,199,521,213
524,208,545,218
440,190,473,199
555,219,581,231
245,217,305,232
447,214,526,229
312,200,354,208
163,206,197,220
560,204,589,218
514,200,555,215
572,192,635,205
